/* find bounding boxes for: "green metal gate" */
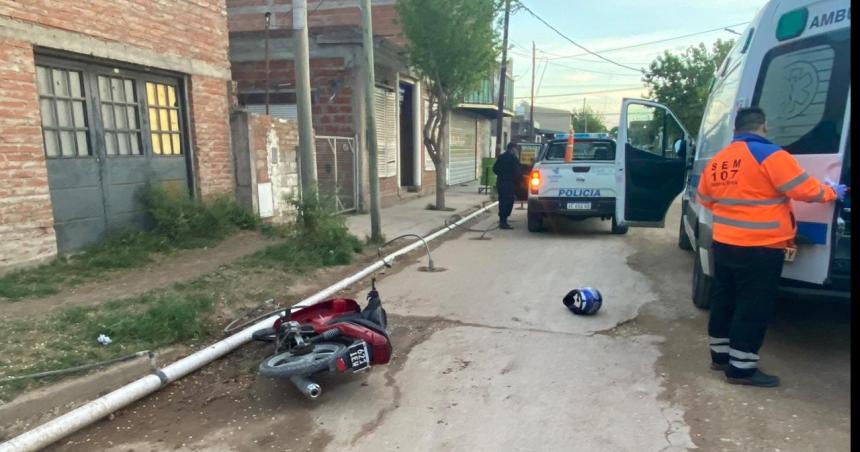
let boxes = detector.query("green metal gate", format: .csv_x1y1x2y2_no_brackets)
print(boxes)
36,55,191,253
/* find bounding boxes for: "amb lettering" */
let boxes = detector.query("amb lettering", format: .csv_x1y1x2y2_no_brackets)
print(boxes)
558,188,601,197
810,8,850,29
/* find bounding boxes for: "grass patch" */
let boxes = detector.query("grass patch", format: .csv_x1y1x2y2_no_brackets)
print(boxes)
242,195,362,271
0,290,216,403
0,186,259,301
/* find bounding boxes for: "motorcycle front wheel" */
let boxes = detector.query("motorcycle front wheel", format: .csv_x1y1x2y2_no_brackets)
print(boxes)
259,342,346,378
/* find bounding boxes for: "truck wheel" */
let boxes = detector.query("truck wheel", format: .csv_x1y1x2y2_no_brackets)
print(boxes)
527,212,543,232
678,217,693,251
610,216,628,235
692,249,712,310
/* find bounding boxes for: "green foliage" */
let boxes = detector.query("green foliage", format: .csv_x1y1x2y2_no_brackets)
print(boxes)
397,0,501,209
642,39,735,132
571,106,608,133
243,195,362,271
397,0,500,112
0,186,259,300
0,289,216,402
142,185,259,248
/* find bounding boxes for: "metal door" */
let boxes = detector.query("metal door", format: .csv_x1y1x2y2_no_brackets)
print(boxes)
36,56,190,253
448,112,477,185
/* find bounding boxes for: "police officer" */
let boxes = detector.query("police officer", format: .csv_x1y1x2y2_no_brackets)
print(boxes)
493,142,522,229
697,107,848,387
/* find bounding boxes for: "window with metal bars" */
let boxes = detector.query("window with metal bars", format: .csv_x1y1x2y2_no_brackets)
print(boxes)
36,66,90,157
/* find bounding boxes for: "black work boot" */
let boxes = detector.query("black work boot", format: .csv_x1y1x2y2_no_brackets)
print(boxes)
710,362,729,372
499,221,513,230
726,369,780,388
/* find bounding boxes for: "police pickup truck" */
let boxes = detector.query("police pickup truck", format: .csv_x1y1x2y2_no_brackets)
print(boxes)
528,132,629,233
528,112,690,235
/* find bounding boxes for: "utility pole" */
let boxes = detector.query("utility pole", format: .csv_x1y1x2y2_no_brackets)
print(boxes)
494,0,511,157
294,0,318,201
582,98,587,133
360,0,382,242
264,12,271,115
529,41,536,142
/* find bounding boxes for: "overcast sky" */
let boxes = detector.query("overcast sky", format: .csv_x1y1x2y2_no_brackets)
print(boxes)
506,0,769,127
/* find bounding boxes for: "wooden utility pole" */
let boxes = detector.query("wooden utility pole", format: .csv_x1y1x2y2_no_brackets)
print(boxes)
293,0,318,201
494,0,511,157
529,41,535,141
360,0,382,242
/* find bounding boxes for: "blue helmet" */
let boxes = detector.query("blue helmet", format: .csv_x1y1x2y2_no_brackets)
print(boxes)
562,287,603,315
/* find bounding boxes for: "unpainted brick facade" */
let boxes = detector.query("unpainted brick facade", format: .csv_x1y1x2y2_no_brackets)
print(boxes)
228,0,439,209
0,0,234,271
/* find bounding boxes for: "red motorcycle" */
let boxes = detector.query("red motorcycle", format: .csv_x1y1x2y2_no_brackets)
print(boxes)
252,278,391,399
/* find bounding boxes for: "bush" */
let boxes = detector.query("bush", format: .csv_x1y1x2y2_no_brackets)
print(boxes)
141,185,259,248
245,194,362,271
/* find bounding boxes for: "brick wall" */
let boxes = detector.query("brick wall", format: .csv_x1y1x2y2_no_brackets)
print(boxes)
0,0,230,69
232,58,355,137
191,76,234,197
0,38,55,270
228,0,402,46
0,0,233,270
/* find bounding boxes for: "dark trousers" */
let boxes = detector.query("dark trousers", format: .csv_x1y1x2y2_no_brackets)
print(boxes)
708,242,784,377
497,180,515,224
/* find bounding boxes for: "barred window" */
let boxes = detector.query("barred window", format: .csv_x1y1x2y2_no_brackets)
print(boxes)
36,66,90,158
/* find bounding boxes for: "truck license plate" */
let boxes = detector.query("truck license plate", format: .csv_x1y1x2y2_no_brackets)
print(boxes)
567,202,591,210
784,246,797,262
346,341,370,372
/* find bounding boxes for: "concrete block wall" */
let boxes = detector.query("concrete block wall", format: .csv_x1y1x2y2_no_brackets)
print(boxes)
233,111,300,223
0,0,234,270
249,114,300,223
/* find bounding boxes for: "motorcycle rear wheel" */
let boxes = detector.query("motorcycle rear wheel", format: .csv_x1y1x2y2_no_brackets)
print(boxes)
259,342,345,378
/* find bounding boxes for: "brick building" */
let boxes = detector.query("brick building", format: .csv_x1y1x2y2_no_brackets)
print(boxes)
228,0,512,209
0,1,235,271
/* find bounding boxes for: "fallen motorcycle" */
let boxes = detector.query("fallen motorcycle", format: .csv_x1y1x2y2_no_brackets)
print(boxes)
251,278,391,399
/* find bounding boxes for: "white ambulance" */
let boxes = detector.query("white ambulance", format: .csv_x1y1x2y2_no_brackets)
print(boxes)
677,0,851,308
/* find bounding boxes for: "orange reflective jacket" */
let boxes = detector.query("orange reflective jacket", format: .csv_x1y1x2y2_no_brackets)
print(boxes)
696,133,836,247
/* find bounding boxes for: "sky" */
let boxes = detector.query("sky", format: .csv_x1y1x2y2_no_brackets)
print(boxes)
506,0,769,128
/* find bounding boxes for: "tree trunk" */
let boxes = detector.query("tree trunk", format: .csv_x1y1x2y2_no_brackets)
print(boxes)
435,157,447,210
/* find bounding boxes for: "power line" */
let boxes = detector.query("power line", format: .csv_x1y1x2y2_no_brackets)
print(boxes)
544,21,750,60
542,59,644,76
518,2,642,72
515,86,644,99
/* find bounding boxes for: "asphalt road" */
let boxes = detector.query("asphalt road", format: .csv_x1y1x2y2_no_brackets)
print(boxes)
50,200,850,452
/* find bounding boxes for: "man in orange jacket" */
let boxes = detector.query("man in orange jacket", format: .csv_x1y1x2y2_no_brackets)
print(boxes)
697,107,847,387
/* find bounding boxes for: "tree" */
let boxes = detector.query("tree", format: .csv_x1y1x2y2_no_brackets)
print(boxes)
397,0,500,209
642,39,734,132
571,106,608,133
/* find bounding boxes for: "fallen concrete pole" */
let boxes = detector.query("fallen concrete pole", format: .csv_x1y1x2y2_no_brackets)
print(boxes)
0,202,498,452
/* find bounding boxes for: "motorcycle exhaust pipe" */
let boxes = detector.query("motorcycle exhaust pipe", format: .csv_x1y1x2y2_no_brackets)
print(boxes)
289,375,322,399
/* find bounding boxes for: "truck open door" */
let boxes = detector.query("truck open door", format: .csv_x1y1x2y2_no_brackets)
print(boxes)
615,98,690,227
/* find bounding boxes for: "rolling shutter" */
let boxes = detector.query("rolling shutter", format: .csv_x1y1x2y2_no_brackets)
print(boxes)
447,112,477,184
374,87,397,178
243,103,298,121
